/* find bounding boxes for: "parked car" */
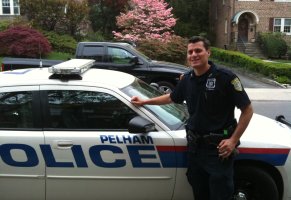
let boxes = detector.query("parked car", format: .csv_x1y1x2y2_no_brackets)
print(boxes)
0,59,290,200
1,42,189,93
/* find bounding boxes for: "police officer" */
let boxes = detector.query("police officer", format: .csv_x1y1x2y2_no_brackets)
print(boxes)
131,36,253,200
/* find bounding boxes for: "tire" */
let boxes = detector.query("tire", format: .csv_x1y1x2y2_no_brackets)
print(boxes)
234,166,279,200
156,81,175,94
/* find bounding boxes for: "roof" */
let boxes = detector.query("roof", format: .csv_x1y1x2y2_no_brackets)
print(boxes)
0,68,136,89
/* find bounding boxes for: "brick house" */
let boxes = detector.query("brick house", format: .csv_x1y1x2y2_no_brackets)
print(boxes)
209,0,291,49
1,0,290,50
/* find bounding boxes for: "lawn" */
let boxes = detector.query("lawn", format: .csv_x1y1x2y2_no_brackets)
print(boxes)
0,52,74,62
45,51,74,60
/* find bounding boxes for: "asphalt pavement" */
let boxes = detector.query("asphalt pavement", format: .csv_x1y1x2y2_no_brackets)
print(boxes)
222,64,291,122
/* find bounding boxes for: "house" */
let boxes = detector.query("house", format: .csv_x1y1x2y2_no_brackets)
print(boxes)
0,0,20,20
209,0,291,51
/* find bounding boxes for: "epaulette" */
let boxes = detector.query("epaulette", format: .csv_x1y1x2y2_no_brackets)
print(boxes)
215,66,235,77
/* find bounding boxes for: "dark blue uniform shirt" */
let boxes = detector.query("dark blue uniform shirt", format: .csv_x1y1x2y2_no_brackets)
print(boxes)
170,61,251,133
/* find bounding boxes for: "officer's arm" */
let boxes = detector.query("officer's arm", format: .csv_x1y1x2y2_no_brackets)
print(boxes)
131,93,173,106
230,103,253,144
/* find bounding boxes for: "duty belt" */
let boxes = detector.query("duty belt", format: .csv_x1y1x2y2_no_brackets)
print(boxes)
186,124,237,148
186,130,225,147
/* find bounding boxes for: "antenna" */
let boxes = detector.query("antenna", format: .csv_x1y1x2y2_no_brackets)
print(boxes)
39,42,43,69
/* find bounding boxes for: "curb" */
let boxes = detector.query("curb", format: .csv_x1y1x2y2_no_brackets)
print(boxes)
217,63,288,88
245,88,291,101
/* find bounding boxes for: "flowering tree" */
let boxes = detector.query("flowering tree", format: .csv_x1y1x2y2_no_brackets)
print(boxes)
113,0,177,42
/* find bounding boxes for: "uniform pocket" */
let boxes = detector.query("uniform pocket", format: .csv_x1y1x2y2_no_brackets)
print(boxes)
204,90,225,114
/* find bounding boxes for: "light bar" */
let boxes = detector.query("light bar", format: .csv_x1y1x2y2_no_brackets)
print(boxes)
48,59,95,75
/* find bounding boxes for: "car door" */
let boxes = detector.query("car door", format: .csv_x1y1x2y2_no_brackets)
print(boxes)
40,85,176,200
0,86,45,200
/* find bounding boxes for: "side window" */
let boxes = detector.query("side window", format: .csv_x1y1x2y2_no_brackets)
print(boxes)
81,46,104,62
108,47,135,64
0,91,34,128
46,90,137,130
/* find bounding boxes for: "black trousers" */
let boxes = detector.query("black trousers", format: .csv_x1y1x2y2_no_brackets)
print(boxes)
186,146,234,200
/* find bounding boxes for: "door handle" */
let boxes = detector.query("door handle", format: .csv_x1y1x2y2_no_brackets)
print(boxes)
53,140,73,149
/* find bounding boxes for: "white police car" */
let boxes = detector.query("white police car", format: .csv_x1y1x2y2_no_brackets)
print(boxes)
0,59,290,200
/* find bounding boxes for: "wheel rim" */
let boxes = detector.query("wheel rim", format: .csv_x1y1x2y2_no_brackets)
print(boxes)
234,191,248,200
234,179,260,200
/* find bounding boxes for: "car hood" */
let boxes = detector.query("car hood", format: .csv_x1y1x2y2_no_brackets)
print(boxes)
236,111,291,148
150,60,189,73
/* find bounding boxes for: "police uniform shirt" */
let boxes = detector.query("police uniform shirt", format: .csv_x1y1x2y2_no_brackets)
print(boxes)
170,61,251,133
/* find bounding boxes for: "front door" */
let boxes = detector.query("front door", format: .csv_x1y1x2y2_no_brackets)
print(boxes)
238,18,249,42
40,85,176,200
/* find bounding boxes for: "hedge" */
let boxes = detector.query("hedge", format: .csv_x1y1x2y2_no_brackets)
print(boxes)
210,47,291,84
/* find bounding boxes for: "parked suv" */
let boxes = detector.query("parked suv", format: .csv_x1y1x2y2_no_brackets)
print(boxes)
2,42,189,93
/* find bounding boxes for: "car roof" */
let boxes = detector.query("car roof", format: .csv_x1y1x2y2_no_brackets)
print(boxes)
0,67,136,88
78,41,132,47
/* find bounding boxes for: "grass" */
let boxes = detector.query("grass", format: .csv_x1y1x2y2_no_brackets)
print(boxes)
0,52,73,72
44,51,74,60
0,51,74,62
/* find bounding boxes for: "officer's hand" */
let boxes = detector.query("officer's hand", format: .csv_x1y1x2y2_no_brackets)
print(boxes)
131,96,145,106
217,139,236,159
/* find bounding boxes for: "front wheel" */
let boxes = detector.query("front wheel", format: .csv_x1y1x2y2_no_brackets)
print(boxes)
157,81,175,94
234,166,279,200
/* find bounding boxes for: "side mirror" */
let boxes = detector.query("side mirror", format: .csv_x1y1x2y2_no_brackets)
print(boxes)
128,116,156,133
129,56,140,65
275,115,291,128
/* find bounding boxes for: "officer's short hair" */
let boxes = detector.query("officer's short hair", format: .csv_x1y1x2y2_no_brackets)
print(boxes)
188,36,211,50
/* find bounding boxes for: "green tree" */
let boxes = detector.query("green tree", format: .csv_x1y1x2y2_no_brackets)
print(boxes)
88,0,129,38
20,0,89,39
167,0,209,38
20,0,66,31
63,0,89,39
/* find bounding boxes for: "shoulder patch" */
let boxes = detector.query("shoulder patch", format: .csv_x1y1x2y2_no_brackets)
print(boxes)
231,77,243,91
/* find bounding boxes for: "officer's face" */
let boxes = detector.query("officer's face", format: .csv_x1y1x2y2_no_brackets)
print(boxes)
187,41,210,72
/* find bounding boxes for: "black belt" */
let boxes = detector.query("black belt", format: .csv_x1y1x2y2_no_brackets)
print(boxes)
186,130,226,146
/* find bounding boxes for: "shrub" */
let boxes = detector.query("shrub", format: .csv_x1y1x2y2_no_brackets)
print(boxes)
85,31,106,42
136,36,187,65
210,47,291,84
287,47,291,60
0,26,51,58
0,20,11,32
258,32,288,58
42,31,77,54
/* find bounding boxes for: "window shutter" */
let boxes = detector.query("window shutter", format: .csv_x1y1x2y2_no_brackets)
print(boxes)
269,18,274,31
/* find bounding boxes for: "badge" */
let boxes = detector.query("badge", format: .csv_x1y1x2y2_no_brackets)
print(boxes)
206,78,216,89
231,77,243,91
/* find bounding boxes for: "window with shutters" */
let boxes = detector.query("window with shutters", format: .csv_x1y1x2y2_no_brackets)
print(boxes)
273,18,291,35
274,0,291,2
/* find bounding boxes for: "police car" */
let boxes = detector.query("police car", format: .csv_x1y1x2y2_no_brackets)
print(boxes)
0,59,290,200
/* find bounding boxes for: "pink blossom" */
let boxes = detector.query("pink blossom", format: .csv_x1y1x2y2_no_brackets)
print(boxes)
113,0,177,42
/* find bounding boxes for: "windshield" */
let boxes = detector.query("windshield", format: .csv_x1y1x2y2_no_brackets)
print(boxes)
122,79,188,130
